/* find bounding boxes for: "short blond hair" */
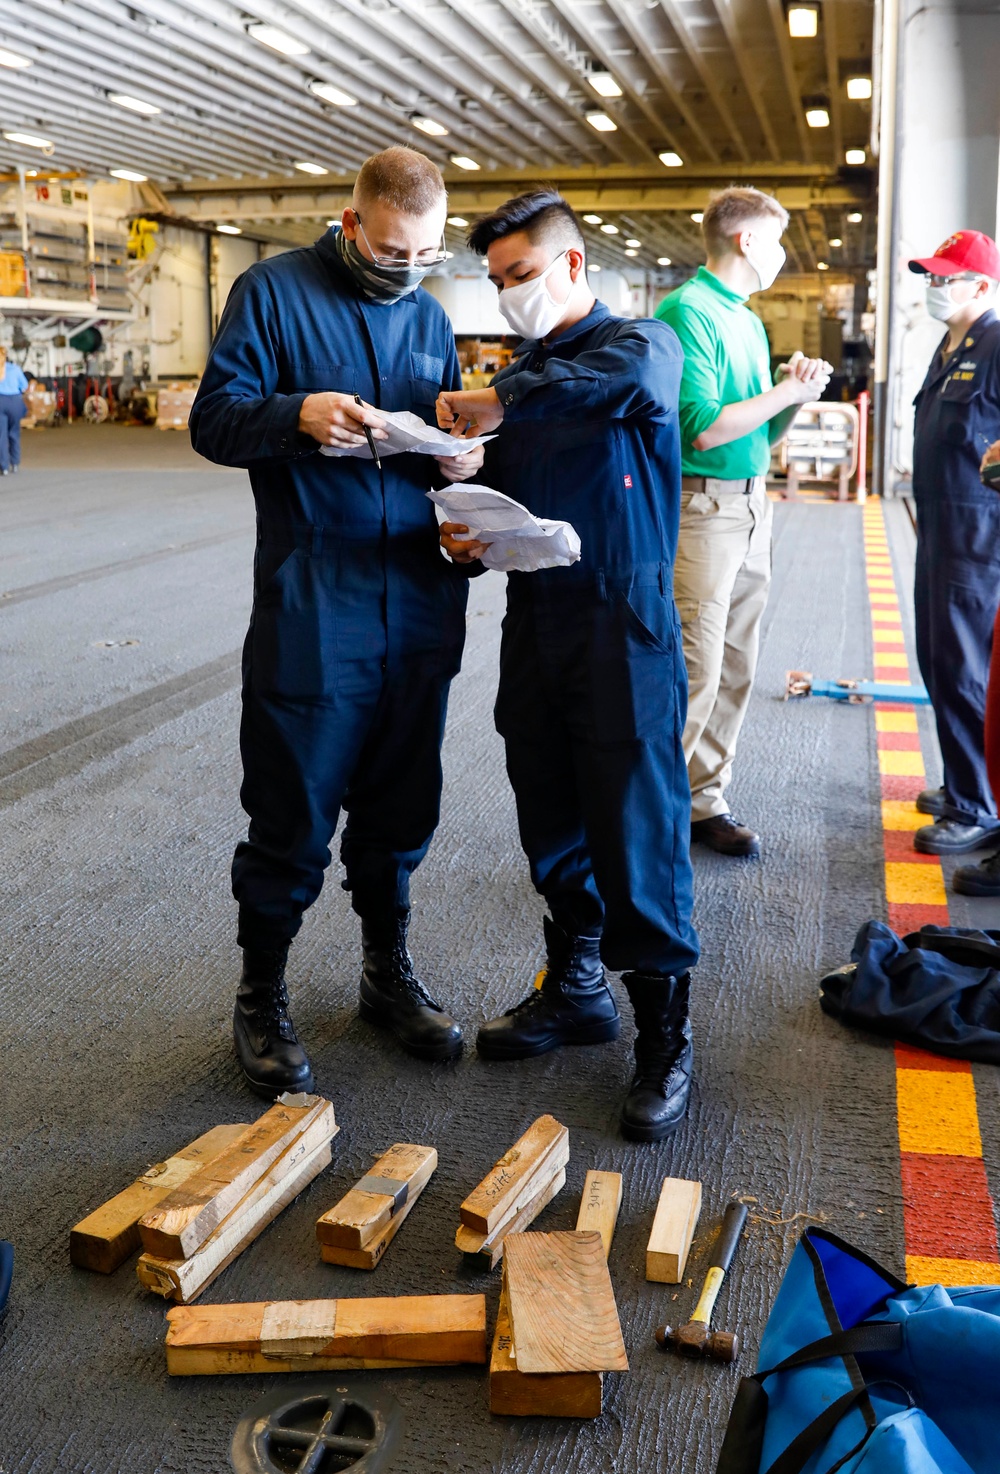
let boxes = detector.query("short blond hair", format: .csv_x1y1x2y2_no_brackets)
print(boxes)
702,186,789,254
354,147,446,216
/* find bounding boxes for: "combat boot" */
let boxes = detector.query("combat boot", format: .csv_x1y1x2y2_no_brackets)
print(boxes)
233,944,315,1099
620,971,693,1141
359,908,463,1061
476,915,621,1060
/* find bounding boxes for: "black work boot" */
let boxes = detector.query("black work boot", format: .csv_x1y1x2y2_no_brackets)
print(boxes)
476,916,621,1060
620,971,693,1141
233,945,315,1100
358,908,463,1061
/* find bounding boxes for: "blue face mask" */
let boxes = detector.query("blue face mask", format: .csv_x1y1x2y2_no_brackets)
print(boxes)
335,227,433,304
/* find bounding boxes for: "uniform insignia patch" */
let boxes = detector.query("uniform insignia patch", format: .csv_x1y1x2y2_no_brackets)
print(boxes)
624,474,633,488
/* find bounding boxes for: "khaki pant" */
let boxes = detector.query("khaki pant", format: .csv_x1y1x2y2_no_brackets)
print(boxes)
673,477,773,822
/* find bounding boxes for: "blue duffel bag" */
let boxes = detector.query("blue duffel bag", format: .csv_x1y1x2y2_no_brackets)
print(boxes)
716,1228,1000,1473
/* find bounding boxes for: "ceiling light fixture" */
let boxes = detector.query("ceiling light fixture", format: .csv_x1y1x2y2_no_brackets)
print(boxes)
586,111,618,132
787,5,819,37
829,237,842,247
817,261,829,270
624,248,638,257
450,155,480,170
109,93,161,116
600,223,619,234
657,256,672,266
447,215,469,227
412,116,449,137
691,212,704,223
587,263,601,272
217,224,242,234
625,238,641,248
0,45,32,68
588,71,622,98
847,211,863,223
246,22,310,56
658,151,683,167
4,130,54,149
806,107,830,128
309,80,358,107
845,147,866,164
294,160,328,175
846,76,872,100
109,167,148,182
582,214,603,225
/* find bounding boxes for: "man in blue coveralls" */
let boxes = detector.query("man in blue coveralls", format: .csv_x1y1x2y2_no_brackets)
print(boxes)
436,191,700,1141
190,148,484,1098
907,230,1000,857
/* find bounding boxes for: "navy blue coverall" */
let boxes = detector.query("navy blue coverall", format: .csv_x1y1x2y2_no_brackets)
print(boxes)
189,231,471,949
913,309,1000,826
483,301,700,976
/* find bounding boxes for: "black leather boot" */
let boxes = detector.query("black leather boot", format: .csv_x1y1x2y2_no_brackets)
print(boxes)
358,908,463,1061
620,971,693,1141
233,945,315,1100
476,916,621,1060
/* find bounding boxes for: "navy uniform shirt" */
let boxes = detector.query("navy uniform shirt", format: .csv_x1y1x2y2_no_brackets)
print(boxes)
913,308,1000,501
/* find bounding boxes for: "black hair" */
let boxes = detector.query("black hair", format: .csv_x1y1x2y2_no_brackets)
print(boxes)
467,189,585,257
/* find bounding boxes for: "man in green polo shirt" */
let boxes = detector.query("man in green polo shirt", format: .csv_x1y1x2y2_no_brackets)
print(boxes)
657,186,832,856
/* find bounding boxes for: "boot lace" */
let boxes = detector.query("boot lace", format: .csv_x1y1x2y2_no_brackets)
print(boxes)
392,942,438,1010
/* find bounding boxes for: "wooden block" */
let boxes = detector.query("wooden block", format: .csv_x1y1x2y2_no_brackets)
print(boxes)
137,1139,332,1303
316,1144,436,1250
460,1115,569,1236
456,1167,567,1270
645,1177,702,1284
575,1171,623,1260
69,1124,246,1273
503,1230,628,1375
138,1094,335,1260
165,1293,487,1376
319,1164,428,1270
489,1288,602,1418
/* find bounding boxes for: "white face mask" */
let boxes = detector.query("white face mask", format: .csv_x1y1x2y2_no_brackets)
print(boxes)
498,252,572,340
743,232,786,293
925,281,977,321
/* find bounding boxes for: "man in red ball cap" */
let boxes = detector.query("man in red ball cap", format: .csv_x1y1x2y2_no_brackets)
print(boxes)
906,229,1000,856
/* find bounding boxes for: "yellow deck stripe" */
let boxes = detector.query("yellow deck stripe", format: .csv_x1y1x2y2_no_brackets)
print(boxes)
896,1069,984,1156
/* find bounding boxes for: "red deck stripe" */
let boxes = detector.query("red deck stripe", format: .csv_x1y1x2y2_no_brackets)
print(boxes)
877,732,923,752
882,831,940,864
900,1152,1000,1261
888,902,951,933
881,775,927,801
894,1042,972,1074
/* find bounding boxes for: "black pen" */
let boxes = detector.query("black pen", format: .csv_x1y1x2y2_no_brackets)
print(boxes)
354,392,381,470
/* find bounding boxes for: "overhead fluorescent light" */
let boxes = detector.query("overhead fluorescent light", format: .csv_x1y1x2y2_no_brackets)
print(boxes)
659,151,683,167
625,238,641,248
846,76,872,100
600,223,619,234
847,211,863,223
447,215,468,227
587,263,601,272
588,71,622,98
845,147,866,164
294,160,328,175
624,249,638,257
787,5,818,37
828,237,842,247
657,256,672,266
217,224,242,235
109,168,148,182
412,116,448,137
246,22,310,56
587,111,618,132
309,80,358,107
806,107,830,128
582,214,603,225
25,168,36,176
109,93,161,116
817,261,829,270
0,46,32,68
4,130,54,149
691,212,704,223
450,155,480,170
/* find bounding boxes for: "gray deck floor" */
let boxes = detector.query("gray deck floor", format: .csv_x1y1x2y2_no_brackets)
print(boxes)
2,426,998,1473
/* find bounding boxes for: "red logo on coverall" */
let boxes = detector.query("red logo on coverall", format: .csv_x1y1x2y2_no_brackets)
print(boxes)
624,475,633,488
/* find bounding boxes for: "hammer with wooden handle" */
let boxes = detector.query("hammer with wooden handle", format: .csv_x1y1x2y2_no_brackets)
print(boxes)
655,1201,748,1363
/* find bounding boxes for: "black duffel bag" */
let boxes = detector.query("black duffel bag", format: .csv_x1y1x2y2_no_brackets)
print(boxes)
820,920,1000,1063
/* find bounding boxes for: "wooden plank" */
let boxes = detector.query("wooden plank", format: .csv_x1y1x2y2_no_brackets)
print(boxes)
575,1171,623,1260
138,1093,334,1260
456,1168,568,1270
316,1144,436,1250
165,1294,487,1376
69,1124,246,1273
645,1177,702,1284
489,1287,602,1418
503,1230,629,1375
136,1139,333,1304
318,1165,427,1270
460,1116,569,1236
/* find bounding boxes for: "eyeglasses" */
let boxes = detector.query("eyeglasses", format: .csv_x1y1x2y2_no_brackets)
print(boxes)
927,272,982,287
353,211,451,270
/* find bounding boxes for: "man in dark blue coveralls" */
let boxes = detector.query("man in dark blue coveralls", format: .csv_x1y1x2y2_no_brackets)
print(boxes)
907,230,1000,857
190,148,484,1098
437,191,700,1141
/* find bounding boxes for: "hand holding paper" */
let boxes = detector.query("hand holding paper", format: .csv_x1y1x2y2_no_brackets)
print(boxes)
428,484,581,574
320,408,495,461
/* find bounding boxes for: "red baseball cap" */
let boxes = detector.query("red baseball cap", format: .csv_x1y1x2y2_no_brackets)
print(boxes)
909,229,1000,279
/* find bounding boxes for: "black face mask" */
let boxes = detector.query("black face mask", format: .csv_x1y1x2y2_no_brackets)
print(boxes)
335,228,432,304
